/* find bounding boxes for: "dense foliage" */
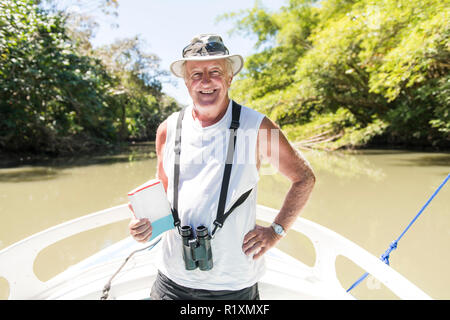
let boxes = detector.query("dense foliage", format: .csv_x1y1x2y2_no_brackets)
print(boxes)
0,0,178,156
225,0,449,150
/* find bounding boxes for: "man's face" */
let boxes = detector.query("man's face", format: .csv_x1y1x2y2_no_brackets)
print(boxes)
184,59,232,112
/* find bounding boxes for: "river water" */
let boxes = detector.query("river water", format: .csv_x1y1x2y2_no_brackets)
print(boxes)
0,142,449,299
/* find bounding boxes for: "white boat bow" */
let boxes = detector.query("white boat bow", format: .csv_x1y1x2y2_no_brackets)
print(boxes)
0,204,431,300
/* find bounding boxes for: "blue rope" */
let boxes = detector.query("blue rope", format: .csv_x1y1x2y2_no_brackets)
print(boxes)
347,173,450,293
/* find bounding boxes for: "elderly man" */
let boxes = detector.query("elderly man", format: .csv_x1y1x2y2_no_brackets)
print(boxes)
128,34,315,300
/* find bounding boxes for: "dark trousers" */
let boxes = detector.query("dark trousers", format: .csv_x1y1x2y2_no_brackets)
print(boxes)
150,271,260,300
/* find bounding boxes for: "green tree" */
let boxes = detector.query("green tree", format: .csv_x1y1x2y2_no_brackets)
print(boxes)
225,0,449,150
0,0,117,154
0,0,178,155
95,36,178,141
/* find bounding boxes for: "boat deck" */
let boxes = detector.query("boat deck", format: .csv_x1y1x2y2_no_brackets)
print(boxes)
38,236,352,300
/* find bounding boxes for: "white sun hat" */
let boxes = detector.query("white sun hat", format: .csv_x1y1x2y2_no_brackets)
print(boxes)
170,34,244,78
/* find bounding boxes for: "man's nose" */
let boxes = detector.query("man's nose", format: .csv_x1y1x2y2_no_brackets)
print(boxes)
201,73,211,84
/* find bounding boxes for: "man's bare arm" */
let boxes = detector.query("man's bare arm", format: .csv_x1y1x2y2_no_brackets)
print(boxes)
260,116,315,231
155,119,168,191
243,116,316,259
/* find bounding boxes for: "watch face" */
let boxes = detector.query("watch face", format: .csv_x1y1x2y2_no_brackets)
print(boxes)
274,224,282,234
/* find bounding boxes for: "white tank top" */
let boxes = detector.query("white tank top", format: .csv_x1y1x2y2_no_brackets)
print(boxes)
158,100,266,291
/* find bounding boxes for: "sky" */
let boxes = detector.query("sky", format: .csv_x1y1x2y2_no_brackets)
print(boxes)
89,0,286,105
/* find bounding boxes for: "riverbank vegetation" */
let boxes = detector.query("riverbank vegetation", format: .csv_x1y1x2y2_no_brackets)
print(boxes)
0,0,179,157
224,0,449,150
1,0,448,158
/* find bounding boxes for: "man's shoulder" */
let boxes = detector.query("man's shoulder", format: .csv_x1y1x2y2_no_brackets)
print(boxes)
167,108,184,120
156,105,189,142
235,102,260,114
156,119,168,143
160,107,186,132
234,101,266,129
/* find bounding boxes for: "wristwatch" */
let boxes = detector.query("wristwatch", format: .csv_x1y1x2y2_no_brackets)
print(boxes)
271,222,287,237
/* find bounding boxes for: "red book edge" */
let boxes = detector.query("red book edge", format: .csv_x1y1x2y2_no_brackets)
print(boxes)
127,180,161,197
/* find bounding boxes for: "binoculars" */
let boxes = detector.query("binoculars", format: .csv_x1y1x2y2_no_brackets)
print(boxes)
180,225,213,271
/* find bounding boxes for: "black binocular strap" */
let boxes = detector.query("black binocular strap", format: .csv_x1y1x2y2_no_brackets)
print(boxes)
211,188,252,236
171,101,252,236
171,106,186,231
211,102,252,236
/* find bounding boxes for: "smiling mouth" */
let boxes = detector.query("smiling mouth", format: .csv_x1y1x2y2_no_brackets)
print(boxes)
199,89,217,94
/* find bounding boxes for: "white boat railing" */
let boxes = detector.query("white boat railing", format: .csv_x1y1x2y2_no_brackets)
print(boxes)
0,204,131,299
257,206,431,299
0,204,431,299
